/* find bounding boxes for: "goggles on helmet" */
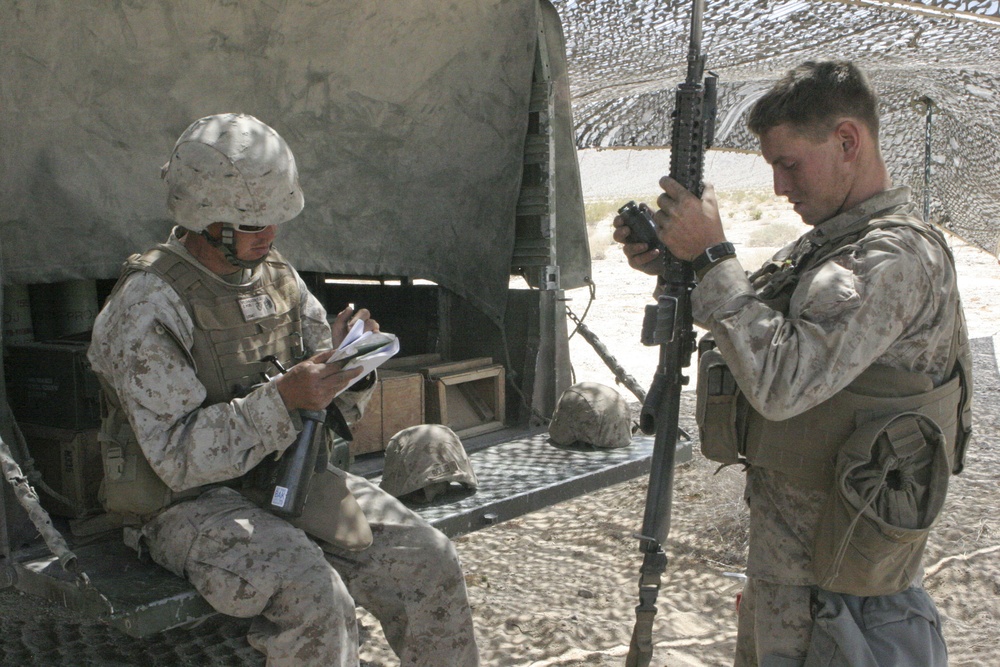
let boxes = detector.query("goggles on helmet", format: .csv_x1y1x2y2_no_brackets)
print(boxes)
235,224,270,234
199,222,274,270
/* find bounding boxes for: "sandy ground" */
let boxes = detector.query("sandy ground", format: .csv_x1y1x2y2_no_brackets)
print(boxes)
356,149,1000,666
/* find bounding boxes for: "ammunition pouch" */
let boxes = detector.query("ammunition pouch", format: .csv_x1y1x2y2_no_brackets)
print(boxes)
950,349,974,475
288,465,372,552
99,431,176,519
98,389,200,521
695,342,744,466
695,348,964,491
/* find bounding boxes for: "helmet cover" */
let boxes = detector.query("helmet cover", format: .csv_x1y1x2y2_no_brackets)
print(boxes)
548,381,632,449
380,424,478,502
162,113,304,232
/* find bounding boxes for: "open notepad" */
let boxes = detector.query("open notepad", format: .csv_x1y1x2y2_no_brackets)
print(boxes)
327,319,400,396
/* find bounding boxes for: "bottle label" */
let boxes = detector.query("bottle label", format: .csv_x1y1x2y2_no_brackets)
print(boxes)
270,486,289,508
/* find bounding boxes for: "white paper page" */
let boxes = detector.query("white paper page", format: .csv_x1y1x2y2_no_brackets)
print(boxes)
327,330,400,396
338,318,368,350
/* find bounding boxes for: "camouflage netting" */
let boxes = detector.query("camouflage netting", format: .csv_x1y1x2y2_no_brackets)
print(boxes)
554,0,1000,257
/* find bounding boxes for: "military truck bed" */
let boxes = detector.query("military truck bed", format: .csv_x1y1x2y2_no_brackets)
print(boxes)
2,428,688,663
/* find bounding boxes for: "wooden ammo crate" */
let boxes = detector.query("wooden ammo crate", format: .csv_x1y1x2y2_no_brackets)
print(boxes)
349,370,425,456
421,360,505,438
380,352,443,371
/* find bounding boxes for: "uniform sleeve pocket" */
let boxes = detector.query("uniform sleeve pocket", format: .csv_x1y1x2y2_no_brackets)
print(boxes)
796,261,860,322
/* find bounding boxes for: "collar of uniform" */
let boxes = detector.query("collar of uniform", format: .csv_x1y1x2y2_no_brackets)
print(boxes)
165,227,262,287
804,186,912,248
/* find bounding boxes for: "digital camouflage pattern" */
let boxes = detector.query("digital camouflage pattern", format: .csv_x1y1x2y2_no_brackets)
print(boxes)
547,381,632,449
89,235,314,492
163,113,305,232
692,187,964,664
141,478,479,666
143,486,360,665
89,233,480,665
380,424,479,502
326,473,479,665
734,579,814,666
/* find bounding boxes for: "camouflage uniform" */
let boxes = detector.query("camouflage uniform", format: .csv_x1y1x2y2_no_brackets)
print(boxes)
691,188,961,665
89,232,480,666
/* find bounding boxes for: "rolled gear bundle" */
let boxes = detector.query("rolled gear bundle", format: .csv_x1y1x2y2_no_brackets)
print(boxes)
380,424,478,503
162,113,304,232
813,412,950,596
548,381,632,449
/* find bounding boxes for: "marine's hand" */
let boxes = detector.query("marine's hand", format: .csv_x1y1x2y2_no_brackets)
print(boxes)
274,349,364,412
655,178,727,262
330,304,380,349
612,206,663,276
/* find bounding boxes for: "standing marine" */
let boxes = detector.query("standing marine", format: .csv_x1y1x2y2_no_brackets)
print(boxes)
615,60,972,666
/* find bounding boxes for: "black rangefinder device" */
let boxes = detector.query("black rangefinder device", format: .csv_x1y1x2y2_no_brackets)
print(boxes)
618,201,666,252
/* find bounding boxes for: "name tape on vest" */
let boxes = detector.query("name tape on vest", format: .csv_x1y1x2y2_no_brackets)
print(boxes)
240,294,279,321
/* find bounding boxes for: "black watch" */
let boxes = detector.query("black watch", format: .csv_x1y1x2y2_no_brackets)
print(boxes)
691,242,736,274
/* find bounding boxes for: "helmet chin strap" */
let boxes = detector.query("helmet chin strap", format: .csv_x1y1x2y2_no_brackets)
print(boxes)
201,224,270,270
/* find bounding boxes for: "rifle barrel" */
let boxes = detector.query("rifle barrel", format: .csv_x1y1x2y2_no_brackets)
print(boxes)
686,0,704,81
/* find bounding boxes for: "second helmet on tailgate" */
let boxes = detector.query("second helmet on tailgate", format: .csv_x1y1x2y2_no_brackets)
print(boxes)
380,424,479,503
548,381,632,449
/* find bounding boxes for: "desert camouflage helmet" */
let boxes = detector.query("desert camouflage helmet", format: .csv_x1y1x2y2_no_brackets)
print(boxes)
161,113,304,232
548,381,632,449
380,424,478,503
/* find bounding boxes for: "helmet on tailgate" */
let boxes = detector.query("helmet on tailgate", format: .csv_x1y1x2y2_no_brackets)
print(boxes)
548,382,632,449
380,424,479,503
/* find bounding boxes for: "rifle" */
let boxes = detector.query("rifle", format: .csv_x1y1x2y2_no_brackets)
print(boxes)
566,308,648,404
624,1,717,665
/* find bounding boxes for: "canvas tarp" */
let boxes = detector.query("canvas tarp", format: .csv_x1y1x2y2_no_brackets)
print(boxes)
0,0,588,326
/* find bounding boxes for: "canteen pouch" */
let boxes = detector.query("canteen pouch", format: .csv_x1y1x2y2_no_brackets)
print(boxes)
813,412,950,596
695,339,743,466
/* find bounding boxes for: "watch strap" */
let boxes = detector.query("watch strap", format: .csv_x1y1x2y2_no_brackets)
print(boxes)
691,241,736,274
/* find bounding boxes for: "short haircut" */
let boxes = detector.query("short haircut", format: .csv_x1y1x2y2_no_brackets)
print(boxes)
747,61,880,141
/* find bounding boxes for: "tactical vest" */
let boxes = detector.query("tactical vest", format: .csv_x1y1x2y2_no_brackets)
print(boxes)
99,244,304,521
696,206,973,490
